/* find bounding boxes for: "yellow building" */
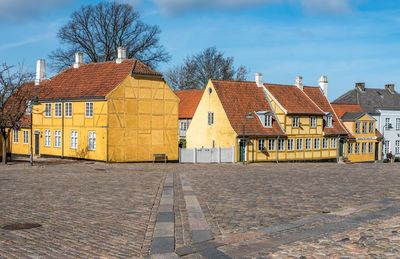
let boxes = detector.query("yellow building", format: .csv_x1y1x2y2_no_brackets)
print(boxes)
10,51,179,162
332,104,382,162
186,74,347,163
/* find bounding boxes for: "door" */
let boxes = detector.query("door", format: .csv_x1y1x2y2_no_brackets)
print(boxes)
375,143,379,161
34,133,40,155
239,139,246,162
339,140,344,157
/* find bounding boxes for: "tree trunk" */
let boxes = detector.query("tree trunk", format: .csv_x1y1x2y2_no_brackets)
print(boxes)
2,134,7,165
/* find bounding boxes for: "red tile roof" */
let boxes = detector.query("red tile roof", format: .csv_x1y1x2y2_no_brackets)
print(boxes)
38,59,161,100
303,86,348,136
212,80,285,137
264,84,325,115
331,103,364,119
174,89,204,119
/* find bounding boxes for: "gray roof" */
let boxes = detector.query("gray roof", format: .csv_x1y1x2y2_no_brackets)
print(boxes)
333,87,400,115
341,112,366,121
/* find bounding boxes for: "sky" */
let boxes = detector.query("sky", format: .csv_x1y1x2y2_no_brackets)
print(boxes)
0,0,399,100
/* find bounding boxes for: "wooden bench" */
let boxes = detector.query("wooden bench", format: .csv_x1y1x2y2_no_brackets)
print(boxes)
153,154,167,163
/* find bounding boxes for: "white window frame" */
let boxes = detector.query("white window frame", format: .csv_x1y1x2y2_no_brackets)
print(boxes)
13,130,19,143
278,139,285,151
55,103,62,117
355,143,360,154
348,143,353,154
326,115,333,128
396,140,400,155
296,138,303,150
265,115,272,128
314,138,320,149
396,118,400,131
65,102,73,117
305,138,311,150
54,130,62,148
44,130,51,147
368,142,374,153
180,121,187,131
88,131,97,151
369,122,375,133
362,122,368,134
23,130,29,144
330,138,337,149
292,116,300,128
355,122,360,133
85,102,94,118
287,139,294,151
384,140,390,155
71,130,78,150
322,138,328,149
362,142,367,154
45,103,52,117
310,116,317,128
208,112,214,125
268,139,276,151
258,139,266,151
385,118,391,129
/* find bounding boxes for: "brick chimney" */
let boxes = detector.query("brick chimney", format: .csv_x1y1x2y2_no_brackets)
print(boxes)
295,76,303,90
319,75,328,97
34,59,46,86
73,52,83,69
355,82,365,92
255,73,263,87
116,46,127,64
385,84,395,94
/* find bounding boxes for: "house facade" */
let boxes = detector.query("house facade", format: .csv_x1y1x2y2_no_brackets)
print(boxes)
10,50,179,162
186,74,346,163
333,83,400,158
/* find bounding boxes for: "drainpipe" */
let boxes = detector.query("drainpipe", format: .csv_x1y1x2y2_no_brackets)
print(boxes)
62,100,65,158
276,136,280,164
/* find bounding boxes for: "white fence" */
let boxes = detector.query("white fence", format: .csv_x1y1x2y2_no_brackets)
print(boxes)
179,147,235,164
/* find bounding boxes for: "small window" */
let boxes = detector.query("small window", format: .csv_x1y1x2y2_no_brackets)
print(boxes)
208,112,214,125
384,140,390,155
265,115,272,128
278,139,285,151
45,103,52,117
296,138,303,150
85,102,94,117
305,138,311,150
65,103,73,117
258,139,266,151
330,138,337,149
180,121,187,131
322,138,328,149
396,118,400,131
369,143,374,153
55,103,62,117
396,140,400,155
385,118,391,129
362,142,367,154
13,130,19,143
54,130,62,148
88,131,97,150
314,138,320,149
310,116,317,128
369,122,375,133
287,139,294,151
348,143,353,154
355,143,360,154
44,130,51,147
23,130,29,144
71,130,78,149
355,122,361,133
292,116,300,128
362,122,368,134
268,139,276,151
326,115,333,128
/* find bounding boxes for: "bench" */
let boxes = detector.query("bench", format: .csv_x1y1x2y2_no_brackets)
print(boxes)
153,154,167,163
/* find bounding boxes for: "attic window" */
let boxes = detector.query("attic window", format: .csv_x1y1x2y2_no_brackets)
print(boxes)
257,111,273,128
324,113,333,128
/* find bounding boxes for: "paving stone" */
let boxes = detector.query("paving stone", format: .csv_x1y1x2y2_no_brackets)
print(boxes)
157,212,175,223
150,237,175,254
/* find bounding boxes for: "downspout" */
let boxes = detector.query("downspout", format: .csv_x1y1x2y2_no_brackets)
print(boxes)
62,100,65,158
276,136,280,163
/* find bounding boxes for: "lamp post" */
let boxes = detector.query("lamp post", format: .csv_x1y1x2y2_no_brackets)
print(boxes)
29,97,39,166
241,112,254,165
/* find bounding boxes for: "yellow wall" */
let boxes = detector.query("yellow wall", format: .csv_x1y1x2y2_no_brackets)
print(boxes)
186,81,238,150
107,75,179,162
9,128,31,155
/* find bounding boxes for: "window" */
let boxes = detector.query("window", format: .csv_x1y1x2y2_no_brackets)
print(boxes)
369,143,374,153
180,121,187,131
348,143,353,154
330,138,337,149
268,139,276,151
326,115,333,128
369,122,375,133
305,138,311,150
65,103,73,117
208,112,214,125
362,122,368,134
55,103,62,117
287,139,294,151
23,130,29,144
45,103,52,117
54,130,62,148
397,118,400,131
362,142,367,154
88,131,96,150
296,138,303,150
292,116,300,128
355,143,360,154
396,140,400,155
85,102,94,117
71,130,78,149
265,115,272,128
384,140,390,155
13,130,19,143
385,118,391,129
310,116,317,128
355,122,360,133
258,139,266,151
322,138,328,149
314,138,320,149
278,139,285,151
44,130,51,147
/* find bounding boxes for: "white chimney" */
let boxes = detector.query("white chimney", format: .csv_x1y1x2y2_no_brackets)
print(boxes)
255,73,263,87
295,76,303,90
73,52,83,69
35,59,46,86
319,75,328,97
116,46,127,64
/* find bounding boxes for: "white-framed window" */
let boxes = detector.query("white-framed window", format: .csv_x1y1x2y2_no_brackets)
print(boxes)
369,143,374,153
44,130,51,147
45,103,52,117
258,139,266,151
314,138,320,149
369,122,375,133
85,102,94,117
330,138,337,149
23,130,29,144
287,139,294,151
292,116,300,128
355,122,360,133
265,115,272,128
322,138,328,149
305,138,311,150
348,143,353,154
355,143,360,154
396,118,400,131
65,103,73,117
268,139,276,151
396,140,400,155
362,142,367,154
310,116,317,128
278,139,285,151
326,115,333,128
208,112,214,125
362,122,368,134
296,138,303,150
13,130,19,143
88,131,96,151
71,130,78,149
384,140,390,155
54,130,62,148
180,121,187,131
55,103,62,117
385,118,391,129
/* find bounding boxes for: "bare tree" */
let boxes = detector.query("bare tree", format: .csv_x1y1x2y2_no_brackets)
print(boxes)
0,64,34,165
166,47,248,90
49,2,170,71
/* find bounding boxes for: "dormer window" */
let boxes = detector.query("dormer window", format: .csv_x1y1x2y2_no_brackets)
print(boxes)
265,114,272,127
324,113,333,128
257,111,273,128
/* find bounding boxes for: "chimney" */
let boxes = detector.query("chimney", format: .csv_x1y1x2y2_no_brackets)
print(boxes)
355,82,365,92
116,46,127,64
295,76,303,90
385,84,395,94
34,59,46,86
73,52,83,69
319,75,328,97
255,73,263,87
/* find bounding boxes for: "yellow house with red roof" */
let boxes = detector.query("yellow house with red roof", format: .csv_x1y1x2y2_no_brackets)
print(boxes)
186,74,347,163
10,49,179,162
